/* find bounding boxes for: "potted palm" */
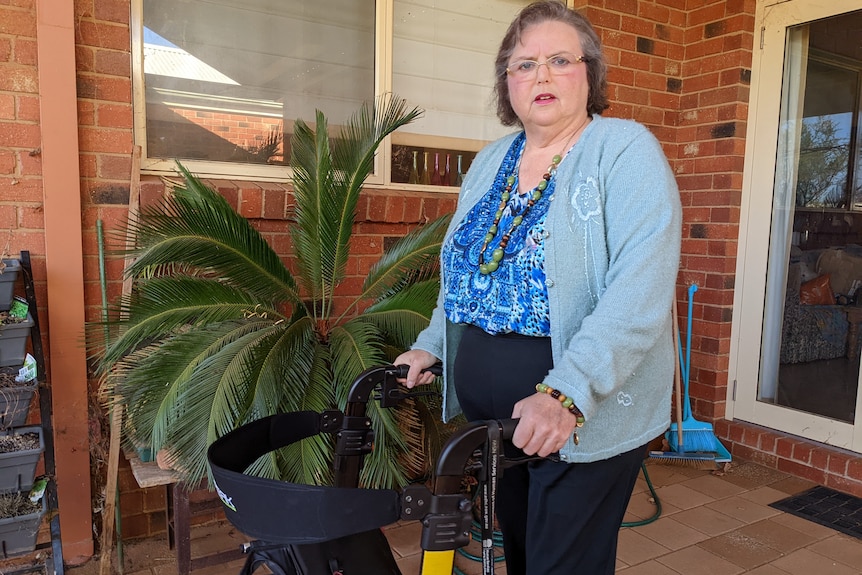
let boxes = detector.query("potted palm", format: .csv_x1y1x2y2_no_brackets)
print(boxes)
95,95,450,490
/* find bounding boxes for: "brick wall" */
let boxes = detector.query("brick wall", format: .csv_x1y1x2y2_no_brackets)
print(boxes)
2,0,860,545
0,0,46,302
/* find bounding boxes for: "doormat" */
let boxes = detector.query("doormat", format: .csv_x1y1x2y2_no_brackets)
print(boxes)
769,485,862,540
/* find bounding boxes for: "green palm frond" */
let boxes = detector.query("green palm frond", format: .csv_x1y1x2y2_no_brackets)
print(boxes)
93,95,448,491
279,345,336,485
359,280,441,351
291,95,423,319
340,214,449,318
100,277,279,368
123,163,299,304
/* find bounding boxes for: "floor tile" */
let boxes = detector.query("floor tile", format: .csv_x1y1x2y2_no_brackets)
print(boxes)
615,559,681,574
717,461,791,490
625,490,664,522
743,565,793,575
672,505,745,537
807,534,862,568
630,515,710,551
642,462,709,487
769,476,818,496
738,485,792,507
683,474,748,500
706,494,781,524
653,483,716,511
735,517,820,554
384,520,423,557
770,547,860,575
655,545,745,575
616,527,672,566
696,529,783,570
769,508,844,540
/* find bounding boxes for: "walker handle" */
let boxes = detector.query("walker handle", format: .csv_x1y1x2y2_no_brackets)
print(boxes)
392,362,444,378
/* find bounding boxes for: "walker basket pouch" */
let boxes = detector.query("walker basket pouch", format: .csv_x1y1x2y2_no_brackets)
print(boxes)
240,530,401,575
208,412,403,575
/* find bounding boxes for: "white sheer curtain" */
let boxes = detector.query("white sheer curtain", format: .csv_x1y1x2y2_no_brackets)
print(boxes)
759,26,809,401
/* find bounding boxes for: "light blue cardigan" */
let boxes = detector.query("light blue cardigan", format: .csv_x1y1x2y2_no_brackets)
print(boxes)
412,114,682,463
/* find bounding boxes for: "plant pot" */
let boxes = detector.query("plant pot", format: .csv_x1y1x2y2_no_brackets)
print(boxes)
0,314,33,368
0,368,36,429
0,426,43,494
0,260,20,312
0,494,45,557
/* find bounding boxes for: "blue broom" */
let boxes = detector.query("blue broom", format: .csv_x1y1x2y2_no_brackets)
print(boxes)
667,284,731,463
649,296,718,465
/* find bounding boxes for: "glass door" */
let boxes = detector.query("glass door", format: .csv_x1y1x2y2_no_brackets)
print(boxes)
731,0,862,450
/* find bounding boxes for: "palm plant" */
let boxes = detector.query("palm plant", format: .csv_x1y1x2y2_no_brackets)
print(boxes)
95,95,450,489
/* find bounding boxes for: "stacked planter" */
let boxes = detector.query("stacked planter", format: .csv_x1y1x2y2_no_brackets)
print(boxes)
0,258,45,556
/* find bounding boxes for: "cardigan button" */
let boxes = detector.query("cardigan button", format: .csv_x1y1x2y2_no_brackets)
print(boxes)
546,279,555,287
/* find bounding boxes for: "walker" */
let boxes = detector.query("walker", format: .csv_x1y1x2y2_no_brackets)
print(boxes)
208,364,534,575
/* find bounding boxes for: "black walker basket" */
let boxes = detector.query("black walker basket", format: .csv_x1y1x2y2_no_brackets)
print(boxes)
208,364,523,575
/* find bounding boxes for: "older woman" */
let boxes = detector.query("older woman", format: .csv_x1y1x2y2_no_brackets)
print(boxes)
395,1,681,573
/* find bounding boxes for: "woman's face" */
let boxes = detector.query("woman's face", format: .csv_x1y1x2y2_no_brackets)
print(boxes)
506,20,590,134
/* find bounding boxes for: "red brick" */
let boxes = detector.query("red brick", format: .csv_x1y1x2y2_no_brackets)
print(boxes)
0,66,37,93
77,20,130,51
403,196,422,223
0,37,11,63
0,8,35,35
791,442,813,464
13,38,37,66
263,188,287,220
94,0,131,24
828,451,851,475
238,188,263,219
97,154,131,179
350,235,383,256
96,103,133,128
776,459,826,485
17,94,39,122
846,457,862,482
825,475,862,499
775,438,795,459
0,205,16,229
367,194,387,222
384,195,405,223
18,204,43,229
78,126,133,154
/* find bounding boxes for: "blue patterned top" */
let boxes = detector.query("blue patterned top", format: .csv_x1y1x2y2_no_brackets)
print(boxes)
441,132,554,336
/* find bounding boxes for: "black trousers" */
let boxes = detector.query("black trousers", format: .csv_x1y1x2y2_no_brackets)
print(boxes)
454,324,645,575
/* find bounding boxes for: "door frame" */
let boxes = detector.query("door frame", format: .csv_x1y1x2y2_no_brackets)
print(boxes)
729,0,862,450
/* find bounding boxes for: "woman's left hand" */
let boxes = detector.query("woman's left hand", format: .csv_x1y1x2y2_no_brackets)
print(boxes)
511,392,578,457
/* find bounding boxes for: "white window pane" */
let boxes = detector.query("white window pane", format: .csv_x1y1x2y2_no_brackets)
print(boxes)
390,0,530,185
143,0,375,165
392,0,527,142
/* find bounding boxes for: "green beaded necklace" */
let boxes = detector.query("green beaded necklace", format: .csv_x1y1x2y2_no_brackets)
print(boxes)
477,153,561,275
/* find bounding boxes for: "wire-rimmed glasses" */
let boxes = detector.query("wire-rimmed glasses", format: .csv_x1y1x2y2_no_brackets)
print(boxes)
506,53,588,81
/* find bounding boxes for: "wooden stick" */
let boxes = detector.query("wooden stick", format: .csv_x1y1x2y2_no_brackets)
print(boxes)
99,145,142,575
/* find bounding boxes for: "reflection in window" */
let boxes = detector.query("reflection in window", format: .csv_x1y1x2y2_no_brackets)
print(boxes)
796,57,859,210
142,1,375,166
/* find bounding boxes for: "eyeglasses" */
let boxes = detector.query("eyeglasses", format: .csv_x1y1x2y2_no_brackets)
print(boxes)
505,54,588,80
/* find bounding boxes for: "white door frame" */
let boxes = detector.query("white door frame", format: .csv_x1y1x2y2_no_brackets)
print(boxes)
729,0,862,450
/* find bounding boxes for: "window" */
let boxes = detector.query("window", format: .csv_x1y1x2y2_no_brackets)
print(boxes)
133,0,532,185
795,53,862,210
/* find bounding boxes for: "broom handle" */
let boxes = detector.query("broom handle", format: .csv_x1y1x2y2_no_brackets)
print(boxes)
672,298,684,451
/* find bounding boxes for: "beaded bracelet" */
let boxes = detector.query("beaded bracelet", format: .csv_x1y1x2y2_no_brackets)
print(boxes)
536,383,585,427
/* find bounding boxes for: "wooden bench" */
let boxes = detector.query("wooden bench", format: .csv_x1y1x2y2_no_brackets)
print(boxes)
125,452,243,575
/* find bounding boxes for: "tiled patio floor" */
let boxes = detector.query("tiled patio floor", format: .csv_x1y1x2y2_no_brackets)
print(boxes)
66,459,862,575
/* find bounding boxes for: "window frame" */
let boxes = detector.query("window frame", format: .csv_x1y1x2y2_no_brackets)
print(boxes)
130,0,566,185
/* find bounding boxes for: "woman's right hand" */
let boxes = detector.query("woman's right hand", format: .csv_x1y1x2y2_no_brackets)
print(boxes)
393,349,440,388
